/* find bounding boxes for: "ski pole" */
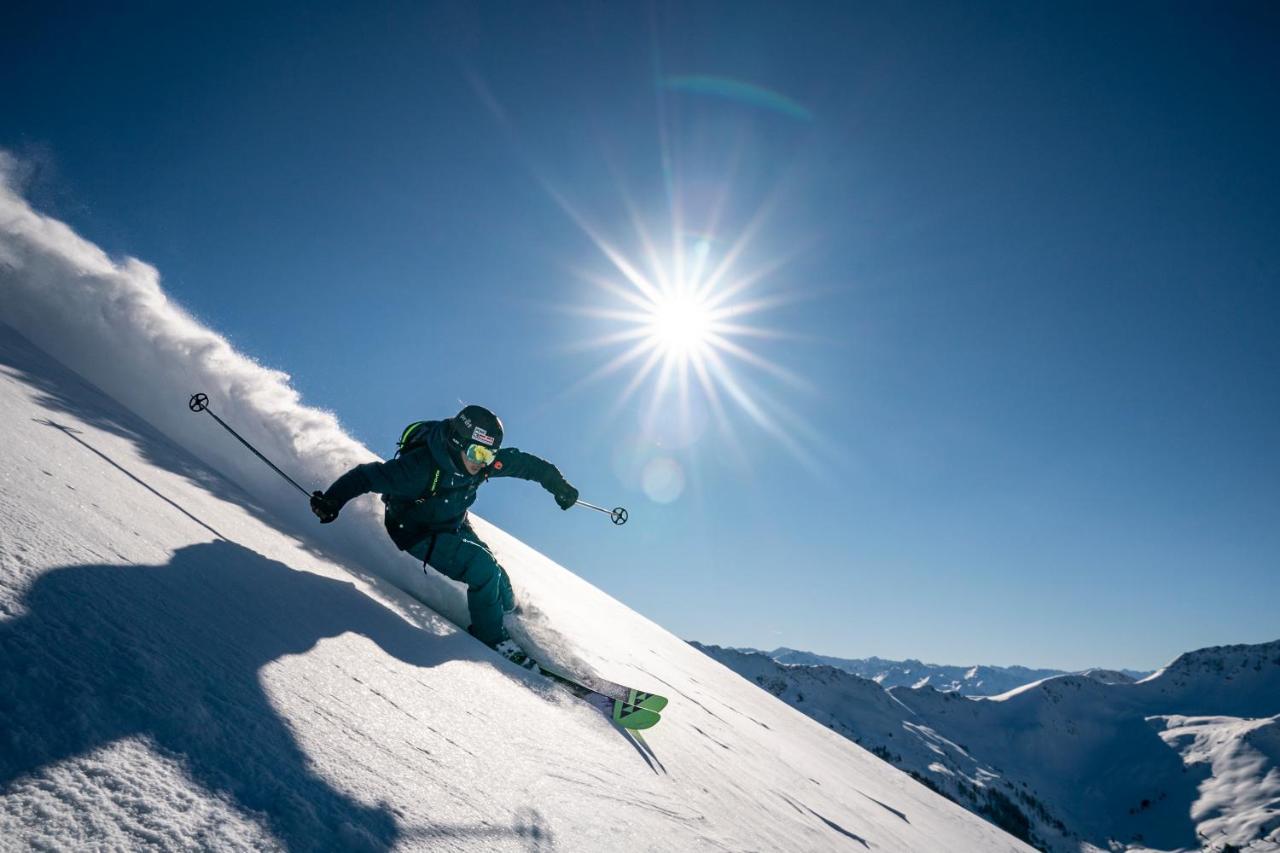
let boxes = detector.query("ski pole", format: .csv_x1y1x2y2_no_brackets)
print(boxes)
575,500,628,525
188,393,312,498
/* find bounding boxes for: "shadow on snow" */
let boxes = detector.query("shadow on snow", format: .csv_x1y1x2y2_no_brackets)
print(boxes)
0,539,543,850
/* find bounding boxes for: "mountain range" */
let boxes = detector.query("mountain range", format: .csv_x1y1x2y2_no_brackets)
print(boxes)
694,641,1280,852
753,647,1150,697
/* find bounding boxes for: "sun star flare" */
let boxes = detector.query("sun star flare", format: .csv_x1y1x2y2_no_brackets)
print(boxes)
561,222,815,467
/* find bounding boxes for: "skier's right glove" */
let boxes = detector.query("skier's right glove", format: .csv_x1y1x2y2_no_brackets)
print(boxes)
550,479,579,511
310,491,341,524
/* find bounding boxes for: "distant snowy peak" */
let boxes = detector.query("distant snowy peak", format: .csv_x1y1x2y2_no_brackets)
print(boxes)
1136,640,1280,718
979,670,1120,705
689,643,906,722
763,647,1075,697
1147,640,1280,683
976,643,1280,714
749,640,1279,715
1079,668,1138,685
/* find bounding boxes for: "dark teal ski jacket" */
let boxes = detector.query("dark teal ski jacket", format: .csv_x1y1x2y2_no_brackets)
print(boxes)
320,420,570,551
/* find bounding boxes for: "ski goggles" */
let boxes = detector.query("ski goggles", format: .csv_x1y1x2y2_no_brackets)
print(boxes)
464,442,498,467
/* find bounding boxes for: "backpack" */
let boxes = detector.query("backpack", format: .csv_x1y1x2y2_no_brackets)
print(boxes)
395,420,433,458
392,420,443,502
396,419,496,489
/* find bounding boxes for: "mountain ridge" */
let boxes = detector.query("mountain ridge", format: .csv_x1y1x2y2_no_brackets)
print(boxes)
755,646,1150,697
694,640,1280,852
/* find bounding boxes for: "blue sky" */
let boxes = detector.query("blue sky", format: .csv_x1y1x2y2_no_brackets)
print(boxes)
4,1,1278,670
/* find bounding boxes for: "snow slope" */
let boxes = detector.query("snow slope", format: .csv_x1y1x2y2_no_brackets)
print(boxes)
1156,714,1280,850
697,642,1280,852
694,643,1063,849
0,163,1032,850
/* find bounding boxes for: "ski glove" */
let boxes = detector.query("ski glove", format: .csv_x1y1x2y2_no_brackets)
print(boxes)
310,491,341,524
550,479,579,511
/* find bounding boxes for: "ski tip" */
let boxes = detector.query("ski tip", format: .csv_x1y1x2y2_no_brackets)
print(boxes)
612,701,661,731
617,716,660,731
628,690,668,713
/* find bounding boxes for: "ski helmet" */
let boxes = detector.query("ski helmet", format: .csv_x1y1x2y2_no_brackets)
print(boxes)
448,405,503,453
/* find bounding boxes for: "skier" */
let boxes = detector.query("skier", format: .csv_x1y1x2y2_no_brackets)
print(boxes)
308,405,578,666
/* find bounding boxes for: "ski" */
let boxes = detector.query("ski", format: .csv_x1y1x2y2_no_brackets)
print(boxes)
542,663,668,713
591,678,667,713
530,660,663,730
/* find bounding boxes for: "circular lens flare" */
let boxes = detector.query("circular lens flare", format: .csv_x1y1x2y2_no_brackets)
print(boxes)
642,456,685,503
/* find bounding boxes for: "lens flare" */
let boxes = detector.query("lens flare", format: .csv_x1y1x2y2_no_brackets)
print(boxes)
661,75,815,122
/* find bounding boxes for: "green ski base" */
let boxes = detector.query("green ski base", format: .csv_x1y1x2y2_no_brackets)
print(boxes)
610,698,661,730
535,659,669,713
532,661,663,730
620,688,668,713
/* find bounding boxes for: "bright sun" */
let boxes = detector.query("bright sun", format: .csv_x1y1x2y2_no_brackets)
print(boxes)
465,75,814,468
647,291,715,359
558,220,810,466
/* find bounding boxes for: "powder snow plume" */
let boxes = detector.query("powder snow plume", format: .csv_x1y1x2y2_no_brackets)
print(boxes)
0,153,470,624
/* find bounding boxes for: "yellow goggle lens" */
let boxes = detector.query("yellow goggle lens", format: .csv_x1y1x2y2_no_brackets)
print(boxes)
465,443,497,466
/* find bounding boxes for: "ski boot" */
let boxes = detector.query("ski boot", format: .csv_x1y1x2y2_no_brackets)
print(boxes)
492,638,537,671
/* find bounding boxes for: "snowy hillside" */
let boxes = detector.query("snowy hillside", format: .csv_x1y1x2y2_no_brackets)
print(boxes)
696,642,1280,852
0,164,1033,850
694,643,1063,849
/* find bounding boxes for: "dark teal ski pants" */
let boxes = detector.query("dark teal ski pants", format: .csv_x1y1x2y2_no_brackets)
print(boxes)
408,522,514,646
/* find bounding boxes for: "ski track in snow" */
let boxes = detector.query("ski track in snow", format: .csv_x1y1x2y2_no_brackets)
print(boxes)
0,159,1034,851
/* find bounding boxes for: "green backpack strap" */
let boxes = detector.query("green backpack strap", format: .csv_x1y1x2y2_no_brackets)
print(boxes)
396,421,442,503
396,421,430,457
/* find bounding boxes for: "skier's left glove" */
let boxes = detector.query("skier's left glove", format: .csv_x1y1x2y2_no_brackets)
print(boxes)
310,491,341,524
550,479,579,511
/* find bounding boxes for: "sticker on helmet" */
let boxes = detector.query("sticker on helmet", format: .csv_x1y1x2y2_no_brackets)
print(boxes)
471,427,495,446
